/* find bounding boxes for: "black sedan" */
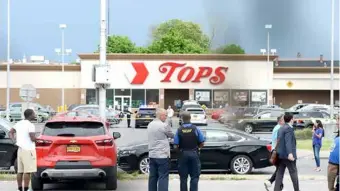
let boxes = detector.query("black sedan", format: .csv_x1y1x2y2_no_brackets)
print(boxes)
118,127,272,175
231,110,284,133
0,119,17,172
134,107,156,128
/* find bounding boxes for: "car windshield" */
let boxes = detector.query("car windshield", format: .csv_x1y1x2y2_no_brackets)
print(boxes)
139,108,156,114
0,119,12,130
187,109,204,114
43,122,105,137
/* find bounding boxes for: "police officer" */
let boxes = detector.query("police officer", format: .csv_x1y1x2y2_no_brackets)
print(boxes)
124,106,133,128
174,111,205,191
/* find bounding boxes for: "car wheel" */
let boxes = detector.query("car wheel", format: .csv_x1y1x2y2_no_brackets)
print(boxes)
105,166,118,190
244,124,253,134
230,155,253,174
31,174,44,191
135,124,140,128
138,155,150,174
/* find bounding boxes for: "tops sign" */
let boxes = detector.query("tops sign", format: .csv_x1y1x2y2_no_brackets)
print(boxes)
159,62,228,85
129,62,228,85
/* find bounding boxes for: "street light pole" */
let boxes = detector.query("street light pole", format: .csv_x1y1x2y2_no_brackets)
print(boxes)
60,24,66,108
99,0,107,119
330,0,334,117
265,24,272,106
6,0,11,121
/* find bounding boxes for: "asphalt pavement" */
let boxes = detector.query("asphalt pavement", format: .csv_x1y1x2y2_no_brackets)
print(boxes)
0,179,328,191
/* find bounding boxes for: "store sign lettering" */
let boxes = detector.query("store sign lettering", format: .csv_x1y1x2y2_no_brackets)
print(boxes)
159,62,228,85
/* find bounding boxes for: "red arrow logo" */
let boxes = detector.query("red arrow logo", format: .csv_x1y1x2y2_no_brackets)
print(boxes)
130,62,149,84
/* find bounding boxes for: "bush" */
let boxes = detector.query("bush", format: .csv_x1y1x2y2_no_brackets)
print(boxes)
295,128,313,140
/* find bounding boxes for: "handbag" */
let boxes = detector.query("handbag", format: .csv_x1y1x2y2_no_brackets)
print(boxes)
269,138,280,166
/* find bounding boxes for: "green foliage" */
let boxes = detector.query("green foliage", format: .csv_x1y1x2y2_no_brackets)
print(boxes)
149,19,210,54
106,35,136,53
215,44,245,54
295,129,313,140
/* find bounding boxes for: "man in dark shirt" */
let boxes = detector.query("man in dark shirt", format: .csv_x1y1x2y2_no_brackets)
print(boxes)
174,112,205,191
274,113,300,191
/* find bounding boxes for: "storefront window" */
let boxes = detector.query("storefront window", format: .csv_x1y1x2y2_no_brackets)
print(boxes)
194,89,212,108
250,90,267,107
146,89,159,107
213,90,230,108
231,90,249,107
132,89,145,108
86,89,96,104
106,89,114,108
115,89,131,96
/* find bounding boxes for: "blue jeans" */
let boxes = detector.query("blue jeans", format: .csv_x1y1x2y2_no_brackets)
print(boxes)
313,144,321,167
178,150,201,191
148,158,170,191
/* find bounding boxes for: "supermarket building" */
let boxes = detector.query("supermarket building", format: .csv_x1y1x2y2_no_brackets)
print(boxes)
0,54,339,110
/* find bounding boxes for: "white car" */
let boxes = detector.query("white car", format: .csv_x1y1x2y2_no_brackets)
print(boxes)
185,108,207,126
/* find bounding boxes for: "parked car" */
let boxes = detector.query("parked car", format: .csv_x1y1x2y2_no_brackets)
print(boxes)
1,102,50,122
180,107,207,126
232,110,284,133
286,103,310,111
177,103,202,117
211,109,224,120
0,119,17,172
70,104,122,125
135,107,156,128
32,114,121,190
296,104,329,112
292,111,337,129
118,127,272,175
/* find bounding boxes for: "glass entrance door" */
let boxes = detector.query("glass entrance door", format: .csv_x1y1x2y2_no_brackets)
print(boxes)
114,96,131,112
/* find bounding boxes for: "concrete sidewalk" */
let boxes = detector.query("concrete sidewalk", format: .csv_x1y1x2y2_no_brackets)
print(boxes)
298,149,329,159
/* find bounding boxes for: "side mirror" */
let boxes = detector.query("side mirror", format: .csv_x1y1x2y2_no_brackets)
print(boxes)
0,129,6,139
113,132,121,139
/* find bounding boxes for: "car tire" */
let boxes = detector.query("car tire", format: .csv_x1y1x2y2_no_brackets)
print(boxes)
135,124,140,128
31,174,44,191
244,124,253,134
105,166,118,190
138,155,150,174
230,155,253,175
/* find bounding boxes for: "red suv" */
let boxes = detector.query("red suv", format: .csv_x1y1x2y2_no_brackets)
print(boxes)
31,114,121,190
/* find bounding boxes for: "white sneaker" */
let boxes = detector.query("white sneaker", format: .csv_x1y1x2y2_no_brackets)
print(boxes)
264,180,272,191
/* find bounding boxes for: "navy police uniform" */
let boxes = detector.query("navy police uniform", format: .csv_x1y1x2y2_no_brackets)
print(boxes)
174,123,205,191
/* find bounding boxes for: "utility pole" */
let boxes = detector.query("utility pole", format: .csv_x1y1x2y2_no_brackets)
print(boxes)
99,0,107,119
330,0,334,117
6,0,11,121
265,24,272,105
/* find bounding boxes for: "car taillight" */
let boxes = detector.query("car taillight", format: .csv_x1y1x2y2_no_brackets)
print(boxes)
95,138,113,146
266,144,272,152
36,139,53,147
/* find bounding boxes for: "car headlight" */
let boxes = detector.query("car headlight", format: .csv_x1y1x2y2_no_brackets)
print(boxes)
118,149,136,156
238,120,243,123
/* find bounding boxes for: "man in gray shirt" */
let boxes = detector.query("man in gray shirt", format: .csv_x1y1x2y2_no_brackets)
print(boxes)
148,108,174,191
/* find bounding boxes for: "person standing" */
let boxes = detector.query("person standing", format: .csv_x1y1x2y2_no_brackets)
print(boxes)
327,116,339,191
312,120,324,172
9,109,37,191
274,113,300,191
166,105,174,127
264,115,284,191
125,106,133,128
174,111,205,191
147,108,174,191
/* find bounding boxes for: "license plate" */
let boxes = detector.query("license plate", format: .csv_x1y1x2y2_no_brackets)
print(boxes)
67,145,80,153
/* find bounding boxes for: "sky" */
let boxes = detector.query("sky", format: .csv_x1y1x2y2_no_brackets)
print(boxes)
0,0,339,62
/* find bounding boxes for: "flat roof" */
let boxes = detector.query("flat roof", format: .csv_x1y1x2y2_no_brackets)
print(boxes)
78,53,278,61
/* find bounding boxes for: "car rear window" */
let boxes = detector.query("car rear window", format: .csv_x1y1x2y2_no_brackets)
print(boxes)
182,105,201,110
187,109,204,114
43,122,105,137
139,108,156,114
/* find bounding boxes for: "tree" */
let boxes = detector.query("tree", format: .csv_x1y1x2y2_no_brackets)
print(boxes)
215,44,245,54
106,35,136,53
149,19,210,53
